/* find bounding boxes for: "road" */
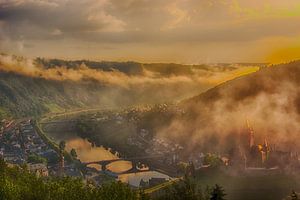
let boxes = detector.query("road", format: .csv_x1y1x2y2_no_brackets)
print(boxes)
144,177,182,194
40,107,114,122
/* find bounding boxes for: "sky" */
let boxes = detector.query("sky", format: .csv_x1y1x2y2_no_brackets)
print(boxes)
1,0,300,63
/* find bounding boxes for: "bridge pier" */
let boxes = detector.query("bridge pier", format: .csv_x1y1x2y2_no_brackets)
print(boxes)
101,164,107,171
131,161,137,170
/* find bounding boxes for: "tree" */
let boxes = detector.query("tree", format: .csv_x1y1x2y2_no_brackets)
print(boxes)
139,189,150,200
203,186,213,200
59,141,66,152
28,153,47,164
0,159,141,200
203,154,222,169
76,121,92,138
177,162,189,174
160,176,204,200
95,181,138,200
210,184,226,200
0,158,7,173
70,149,77,159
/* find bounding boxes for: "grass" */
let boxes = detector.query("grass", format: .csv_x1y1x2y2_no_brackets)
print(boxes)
43,103,64,113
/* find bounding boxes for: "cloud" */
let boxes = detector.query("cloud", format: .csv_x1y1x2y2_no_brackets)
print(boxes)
1,0,300,62
0,53,260,105
0,0,126,38
156,62,300,154
0,53,258,85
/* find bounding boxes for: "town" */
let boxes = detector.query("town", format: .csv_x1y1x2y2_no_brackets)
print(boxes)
0,118,82,177
0,116,182,189
1,113,300,192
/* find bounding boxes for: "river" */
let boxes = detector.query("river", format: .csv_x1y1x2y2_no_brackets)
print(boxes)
65,137,170,187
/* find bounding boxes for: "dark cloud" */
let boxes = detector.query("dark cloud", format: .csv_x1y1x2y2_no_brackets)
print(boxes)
1,0,300,62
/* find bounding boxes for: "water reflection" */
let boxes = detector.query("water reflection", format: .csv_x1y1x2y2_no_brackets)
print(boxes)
65,138,133,173
65,137,170,186
119,171,170,187
87,163,102,171
65,138,118,162
107,161,132,173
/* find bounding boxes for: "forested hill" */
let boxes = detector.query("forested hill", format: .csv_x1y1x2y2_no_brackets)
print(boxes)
182,61,300,113
161,61,300,152
0,55,262,119
0,72,107,118
36,58,261,77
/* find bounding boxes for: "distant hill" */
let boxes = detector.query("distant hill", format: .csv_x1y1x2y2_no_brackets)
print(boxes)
159,61,300,152
36,58,264,77
0,72,103,118
0,55,263,119
183,61,300,112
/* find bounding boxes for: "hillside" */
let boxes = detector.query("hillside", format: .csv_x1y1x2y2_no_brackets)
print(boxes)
37,58,261,77
156,61,300,153
0,54,261,118
183,61,300,109
0,72,106,118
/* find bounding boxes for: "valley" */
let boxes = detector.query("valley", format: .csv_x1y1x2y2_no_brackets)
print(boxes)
37,104,300,200
2,1,300,199
1,56,300,199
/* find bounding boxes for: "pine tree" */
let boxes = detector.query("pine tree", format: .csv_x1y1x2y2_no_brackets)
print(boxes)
210,184,226,200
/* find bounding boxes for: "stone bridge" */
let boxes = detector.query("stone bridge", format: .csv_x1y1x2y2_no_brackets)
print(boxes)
83,155,167,175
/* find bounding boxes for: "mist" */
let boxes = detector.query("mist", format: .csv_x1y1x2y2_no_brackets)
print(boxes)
156,62,300,154
0,54,260,113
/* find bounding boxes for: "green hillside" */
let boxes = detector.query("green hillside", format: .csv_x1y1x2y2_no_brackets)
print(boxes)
0,72,103,118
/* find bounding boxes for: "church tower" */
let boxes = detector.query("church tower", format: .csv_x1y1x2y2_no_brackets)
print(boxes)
261,138,270,164
246,119,255,148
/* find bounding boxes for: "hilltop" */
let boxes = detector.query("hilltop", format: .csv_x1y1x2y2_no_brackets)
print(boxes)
0,54,261,118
